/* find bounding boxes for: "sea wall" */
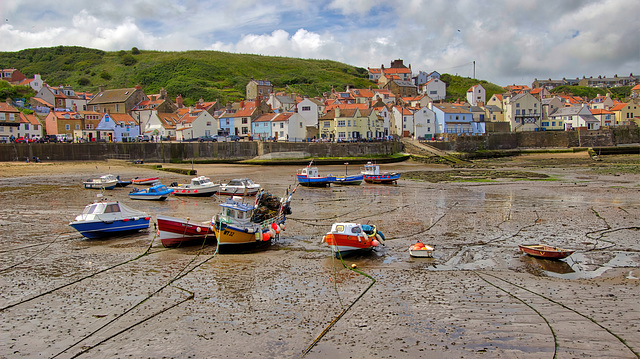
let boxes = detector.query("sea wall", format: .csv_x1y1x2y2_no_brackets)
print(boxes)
0,141,404,162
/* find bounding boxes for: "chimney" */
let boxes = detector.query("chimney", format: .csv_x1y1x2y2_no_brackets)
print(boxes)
176,94,183,108
135,84,142,90
73,103,77,112
199,97,204,104
335,107,340,117
99,85,105,93
160,87,167,100
240,100,245,108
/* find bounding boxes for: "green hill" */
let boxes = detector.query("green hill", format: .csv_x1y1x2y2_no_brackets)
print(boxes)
439,74,505,103
0,46,507,105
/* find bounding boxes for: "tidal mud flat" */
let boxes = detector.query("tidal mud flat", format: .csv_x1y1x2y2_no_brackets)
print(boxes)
0,154,639,358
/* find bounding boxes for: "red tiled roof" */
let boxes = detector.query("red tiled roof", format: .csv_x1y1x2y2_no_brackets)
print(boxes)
609,103,628,111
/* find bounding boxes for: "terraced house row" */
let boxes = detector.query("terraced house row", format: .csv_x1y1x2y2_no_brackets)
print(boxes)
1,62,640,143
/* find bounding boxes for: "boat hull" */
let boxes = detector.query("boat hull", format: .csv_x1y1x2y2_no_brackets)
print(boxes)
157,215,215,247
70,218,150,239
129,193,170,200
363,173,400,184
217,187,260,196
409,244,434,258
132,177,159,185
324,233,376,257
83,181,117,190
331,174,363,185
519,244,574,259
296,174,334,187
170,186,218,197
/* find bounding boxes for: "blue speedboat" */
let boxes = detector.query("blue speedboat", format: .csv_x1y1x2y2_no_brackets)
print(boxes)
69,196,150,239
331,174,363,185
296,161,335,187
129,183,173,200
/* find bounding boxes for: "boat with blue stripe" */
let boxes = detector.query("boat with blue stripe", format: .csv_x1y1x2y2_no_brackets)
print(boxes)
69,195,151,239
296,161,335,187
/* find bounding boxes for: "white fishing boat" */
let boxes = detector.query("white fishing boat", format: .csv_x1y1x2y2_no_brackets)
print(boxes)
217,178,261,196
169,176,220,197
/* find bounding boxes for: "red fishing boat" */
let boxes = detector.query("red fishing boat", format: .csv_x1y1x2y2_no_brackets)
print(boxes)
518,244,574,260
322,223,385,257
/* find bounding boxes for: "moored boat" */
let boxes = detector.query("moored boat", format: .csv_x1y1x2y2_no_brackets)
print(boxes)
83,176,118,190
362,162,400,184
157,187,296,250
132,176,160,185
212,188,295,252
323,223,385,257
69,195,150,239
217,178,261,196
129,183,173,200
169,176,220,197
157,215,216,247
101,174,132,187
409,242,434,258
330,162,363,185
296,161,335,187
519,244,574,259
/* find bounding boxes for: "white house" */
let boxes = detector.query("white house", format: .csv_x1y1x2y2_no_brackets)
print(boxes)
34,84,87,112
19,112,42,139
391,106,414,137
466,84,486,106
549,105,601,130
271,112,294,141
19,74,43,93
175,109,218,141
503,92,542,132
412,105,436,140
420,78,446,101
96,113,139,142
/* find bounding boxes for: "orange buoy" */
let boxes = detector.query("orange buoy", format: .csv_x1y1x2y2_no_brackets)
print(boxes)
262,232,271,241
372,239,380,247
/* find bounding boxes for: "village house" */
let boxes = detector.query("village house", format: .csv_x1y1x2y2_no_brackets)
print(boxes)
548,105,600,131
541,97,563,124
44,110,83,140
88,86,148,114
130,88,178,139
267,93,296,112
95,113,138,142
483,104,504,123
372,101,391,137
0,102,22,142
371,89,396,105
34,84,87,112
1,68,26,84
18,74,43,92
419,78,446,101
502,92,542,131
411,105,437,140
466,84,486,106
246,78,273,100
578,74,637,88
383,79,418,99
251,113,278,140
296,97,324,130
18,112,42,140
391,106,415,137
270,112,294,141
430,103,483,136
175,108,218,141
631,84,640,99
590,108,615,127
74,110,102,142
609,102,640,126
590,93,614,110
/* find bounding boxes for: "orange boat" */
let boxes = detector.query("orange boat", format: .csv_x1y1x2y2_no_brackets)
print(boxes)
518,244,574,260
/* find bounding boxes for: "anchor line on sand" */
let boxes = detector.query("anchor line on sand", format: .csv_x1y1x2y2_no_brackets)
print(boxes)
0,232,164,313
54,234,220,358
302,247,376,357
0,231,80,254
472,271,559,358
0,232,70,273
474,271,639,358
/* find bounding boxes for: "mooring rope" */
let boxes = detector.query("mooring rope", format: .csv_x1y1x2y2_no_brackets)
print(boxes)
0,230,164,312
0,231,80,253
301,248,376,357
479,271,639,358
54,234,220,358
0,232,67,273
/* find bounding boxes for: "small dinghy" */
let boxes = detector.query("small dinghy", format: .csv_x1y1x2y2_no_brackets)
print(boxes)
409,242,434,258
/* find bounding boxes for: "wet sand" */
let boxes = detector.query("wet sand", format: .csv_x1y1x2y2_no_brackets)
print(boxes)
0,154,639,358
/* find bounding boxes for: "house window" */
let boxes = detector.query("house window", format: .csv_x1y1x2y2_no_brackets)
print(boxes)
242,118,248,124
206,121,211,126
455,116,459,120
323,122,330,128
280,123,284,129
338,132,345,138
516,109,521,115
301,106,311,111
516,103,520,108
76,124,80,130
25,124,30,130
299,122,303,128
226,119,229,125
337,120,345,127
65,124,70,130
116,104,119,112
347,120,351,126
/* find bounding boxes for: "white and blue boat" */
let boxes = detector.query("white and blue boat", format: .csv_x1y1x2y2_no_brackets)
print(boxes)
83,175,118,190
129,183,173,201
69,195,150,239
330,162,363,185
296,161,335,187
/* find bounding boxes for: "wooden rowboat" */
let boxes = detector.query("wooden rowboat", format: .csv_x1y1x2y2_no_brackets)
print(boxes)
518,244,574,260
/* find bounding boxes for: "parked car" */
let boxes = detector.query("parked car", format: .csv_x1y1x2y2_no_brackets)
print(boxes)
14,136,29,143
228,135,241,142
197,135,218,142
38,135,59,143
135,135,150,142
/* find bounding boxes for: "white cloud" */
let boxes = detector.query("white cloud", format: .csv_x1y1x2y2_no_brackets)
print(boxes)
0,0,638,86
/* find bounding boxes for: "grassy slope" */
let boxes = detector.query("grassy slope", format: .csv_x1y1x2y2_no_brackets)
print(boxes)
1,46,517,105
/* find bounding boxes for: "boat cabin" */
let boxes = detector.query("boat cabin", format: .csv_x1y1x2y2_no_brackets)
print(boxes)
191,176,212,186
298,166,320,177
226,178,257,187
362,162,380,175
84,201,121,216
218,198,255,225
329,223,364,236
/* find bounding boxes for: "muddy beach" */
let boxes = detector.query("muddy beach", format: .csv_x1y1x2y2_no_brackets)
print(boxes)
0,153,639,358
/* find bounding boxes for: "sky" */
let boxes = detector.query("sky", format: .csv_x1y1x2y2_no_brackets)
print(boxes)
1,0,638,87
